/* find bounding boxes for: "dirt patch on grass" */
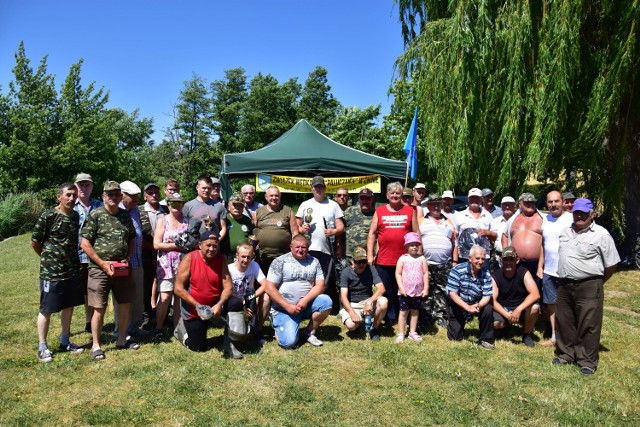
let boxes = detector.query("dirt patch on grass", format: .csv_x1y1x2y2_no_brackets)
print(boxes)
604,306,640,317
605,290,630,298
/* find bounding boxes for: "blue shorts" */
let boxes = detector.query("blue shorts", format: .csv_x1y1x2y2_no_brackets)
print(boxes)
399,295,422,311
542,274,559,305
272,294,332,349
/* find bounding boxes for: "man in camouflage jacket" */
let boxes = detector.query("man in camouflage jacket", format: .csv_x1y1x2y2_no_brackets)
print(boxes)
31,182,85,362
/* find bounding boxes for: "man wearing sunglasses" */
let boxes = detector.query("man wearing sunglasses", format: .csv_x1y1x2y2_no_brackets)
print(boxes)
338,247,387,340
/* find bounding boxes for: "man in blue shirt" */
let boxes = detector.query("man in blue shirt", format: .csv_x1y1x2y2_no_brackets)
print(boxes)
446,244,495,348
73,173,102,333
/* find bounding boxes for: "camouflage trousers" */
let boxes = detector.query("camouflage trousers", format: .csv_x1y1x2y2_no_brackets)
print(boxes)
422,262,452,324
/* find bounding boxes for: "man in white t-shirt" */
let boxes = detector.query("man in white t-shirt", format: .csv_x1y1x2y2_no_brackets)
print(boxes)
489,196,516,271
228,243,269,345
455,188,494,263
296,176,344,270
540,190,573,347
296,176,344,306
264,235,333,349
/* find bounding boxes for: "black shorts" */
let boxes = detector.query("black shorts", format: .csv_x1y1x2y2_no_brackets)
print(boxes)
492,307,525,325
40,274,83,314
399,295,423,311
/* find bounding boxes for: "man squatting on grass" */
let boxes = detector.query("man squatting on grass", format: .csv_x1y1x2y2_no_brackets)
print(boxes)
491,246,540,347
263,234,333,348
446,244,495,349
338,247,388,340
31,182,85,362
172,231,236,355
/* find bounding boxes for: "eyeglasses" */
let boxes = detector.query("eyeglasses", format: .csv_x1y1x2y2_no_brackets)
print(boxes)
336,194,348,198
169,202,184,207
354,260,368,265
242,192,255,195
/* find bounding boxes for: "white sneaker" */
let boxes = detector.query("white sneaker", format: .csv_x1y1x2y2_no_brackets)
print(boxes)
38,348,53,363
305,333,323,347
479,340,495,350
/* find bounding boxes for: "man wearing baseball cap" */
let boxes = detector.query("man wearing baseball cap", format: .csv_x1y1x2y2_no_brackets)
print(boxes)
554,198,619,375
482,188,503,219
441,190,457,224
173,231,234,354
73,173,102,333
342,188,376,261
562,192,576,213
413,183,427,207
491,246,540,347
490,196,516,256
140,183,163,329
81,181,138,359
338,247,388,340
454,188,494,264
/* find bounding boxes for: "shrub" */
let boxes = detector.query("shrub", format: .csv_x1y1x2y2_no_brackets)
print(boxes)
0,192,45,240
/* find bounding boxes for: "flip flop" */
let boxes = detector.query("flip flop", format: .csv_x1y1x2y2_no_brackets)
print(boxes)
116,340,141,350
91,348,106,361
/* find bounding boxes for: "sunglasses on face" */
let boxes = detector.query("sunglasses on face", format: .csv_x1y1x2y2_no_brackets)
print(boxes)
354,260,368,265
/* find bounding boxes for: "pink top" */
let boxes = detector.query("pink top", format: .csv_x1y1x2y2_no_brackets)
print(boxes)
399,254,425,297
157,217,188,280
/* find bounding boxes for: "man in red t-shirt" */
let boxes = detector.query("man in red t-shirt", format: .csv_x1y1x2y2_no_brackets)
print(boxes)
173,231,233,353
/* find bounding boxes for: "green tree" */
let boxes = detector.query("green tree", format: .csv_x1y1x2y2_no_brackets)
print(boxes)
0,42,60,192
211,68,248,153
239,73,301,151
175,73,212,153
0,43,153,195
298,66,339,134
394,0,640,248
156,76,221,188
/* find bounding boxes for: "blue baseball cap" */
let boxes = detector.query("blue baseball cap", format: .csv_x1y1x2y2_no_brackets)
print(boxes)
572,198,594,213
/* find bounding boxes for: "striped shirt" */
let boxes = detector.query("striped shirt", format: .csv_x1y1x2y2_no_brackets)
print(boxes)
446,262,492,304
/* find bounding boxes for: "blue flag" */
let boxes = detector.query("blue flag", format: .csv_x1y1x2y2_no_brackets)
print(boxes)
403,107,418,180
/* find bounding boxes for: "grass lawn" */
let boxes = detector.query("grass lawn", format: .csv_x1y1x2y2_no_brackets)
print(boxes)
1,233,639,426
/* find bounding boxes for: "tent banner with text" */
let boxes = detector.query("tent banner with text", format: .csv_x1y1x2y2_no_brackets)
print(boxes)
256,174,381,193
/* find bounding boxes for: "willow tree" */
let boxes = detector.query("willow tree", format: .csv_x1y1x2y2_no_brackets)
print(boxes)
394,0,639,250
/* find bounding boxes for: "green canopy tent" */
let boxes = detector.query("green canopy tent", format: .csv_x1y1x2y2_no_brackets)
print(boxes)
220,119,407,197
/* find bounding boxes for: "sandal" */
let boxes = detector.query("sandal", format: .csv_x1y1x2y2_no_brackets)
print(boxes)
91,348,106,361
116,340,141,350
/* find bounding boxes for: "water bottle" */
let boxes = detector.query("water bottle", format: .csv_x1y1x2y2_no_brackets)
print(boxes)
326,216,336,244
364,313,373,334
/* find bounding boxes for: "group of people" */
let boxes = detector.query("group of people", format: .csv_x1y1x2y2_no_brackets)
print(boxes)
31,174,619,375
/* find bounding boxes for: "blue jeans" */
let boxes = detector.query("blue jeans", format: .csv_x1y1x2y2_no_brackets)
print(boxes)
272,294,332,349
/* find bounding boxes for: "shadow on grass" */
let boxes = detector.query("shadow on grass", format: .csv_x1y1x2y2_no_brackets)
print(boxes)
317,325,344,342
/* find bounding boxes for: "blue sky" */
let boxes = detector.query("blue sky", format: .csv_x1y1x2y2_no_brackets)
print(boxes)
0,1,405,142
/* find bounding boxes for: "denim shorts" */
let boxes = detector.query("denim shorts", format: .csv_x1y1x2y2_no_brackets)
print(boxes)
271,294,332,349
542,274,559,305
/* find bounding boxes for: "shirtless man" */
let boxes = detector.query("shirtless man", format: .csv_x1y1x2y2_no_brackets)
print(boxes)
502,193,543,294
